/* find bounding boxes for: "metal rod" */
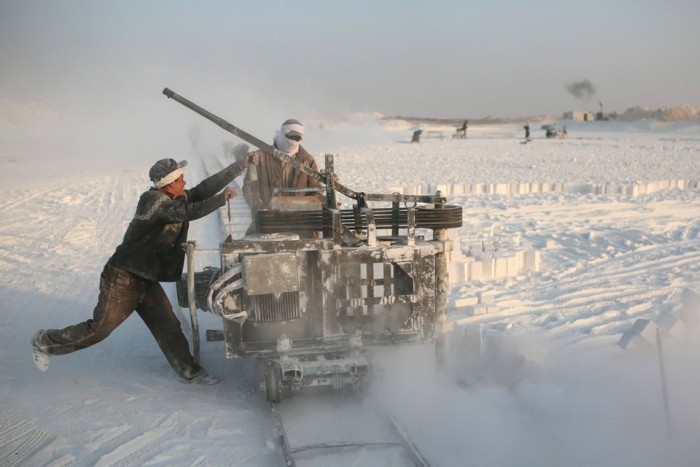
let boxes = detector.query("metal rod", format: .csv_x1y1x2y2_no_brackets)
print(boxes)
388,412,431,467
185,241,200,365
324,154,337,209
433,192,449,368
270,402,296,466
162,87,359,200
290,441,402,454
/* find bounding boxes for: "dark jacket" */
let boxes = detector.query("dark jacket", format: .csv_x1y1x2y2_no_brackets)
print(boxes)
109,161,245,281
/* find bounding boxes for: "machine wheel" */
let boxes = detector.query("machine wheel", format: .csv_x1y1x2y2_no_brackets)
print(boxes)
265,361,283,402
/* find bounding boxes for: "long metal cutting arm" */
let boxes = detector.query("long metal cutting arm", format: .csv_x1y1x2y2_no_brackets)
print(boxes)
163,87,359,200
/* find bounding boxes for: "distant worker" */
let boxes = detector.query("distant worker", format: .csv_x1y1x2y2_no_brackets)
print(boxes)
411,129,423,143
524,124,530,140
31,156,251,384
457,120,468,139
242,119,321,235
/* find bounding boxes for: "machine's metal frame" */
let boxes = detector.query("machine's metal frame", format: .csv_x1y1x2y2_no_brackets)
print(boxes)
165,88,461,401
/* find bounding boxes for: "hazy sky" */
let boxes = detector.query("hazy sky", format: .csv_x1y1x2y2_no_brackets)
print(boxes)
1,0,699,167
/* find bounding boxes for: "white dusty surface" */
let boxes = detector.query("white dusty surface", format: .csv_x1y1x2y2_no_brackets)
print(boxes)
2,119,700,466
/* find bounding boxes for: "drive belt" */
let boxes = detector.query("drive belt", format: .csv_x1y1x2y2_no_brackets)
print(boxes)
256,205,462,233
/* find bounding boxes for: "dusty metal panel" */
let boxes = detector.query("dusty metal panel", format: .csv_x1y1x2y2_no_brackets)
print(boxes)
244,252,300,295
251,291,301,321
224,318,243,358
269,196,323,211
221,237,334,255
417,250,437,339
319,249,340,336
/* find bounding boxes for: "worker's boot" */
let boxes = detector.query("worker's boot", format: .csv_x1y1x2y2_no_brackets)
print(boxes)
178,367,219,385
31,330,51,372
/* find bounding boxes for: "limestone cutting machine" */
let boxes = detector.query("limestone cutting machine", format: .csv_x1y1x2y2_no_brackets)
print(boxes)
164,88,462,401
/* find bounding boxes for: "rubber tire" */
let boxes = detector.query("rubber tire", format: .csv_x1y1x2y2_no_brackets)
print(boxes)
265,362,283,402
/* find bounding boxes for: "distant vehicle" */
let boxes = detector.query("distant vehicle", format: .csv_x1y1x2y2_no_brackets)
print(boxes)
541,124,567,139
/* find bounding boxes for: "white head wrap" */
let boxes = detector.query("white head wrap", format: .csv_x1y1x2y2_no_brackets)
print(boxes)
153,168,184,188
149,159,188,188
273,119,304,155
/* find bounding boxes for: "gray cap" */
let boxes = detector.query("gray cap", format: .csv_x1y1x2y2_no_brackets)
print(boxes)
149,158,188,183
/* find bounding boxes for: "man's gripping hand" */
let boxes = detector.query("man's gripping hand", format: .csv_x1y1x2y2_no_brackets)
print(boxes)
223,187,238,200
240,152,259,167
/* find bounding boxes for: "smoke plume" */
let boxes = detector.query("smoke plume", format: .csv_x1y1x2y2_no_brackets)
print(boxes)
565,79,596,100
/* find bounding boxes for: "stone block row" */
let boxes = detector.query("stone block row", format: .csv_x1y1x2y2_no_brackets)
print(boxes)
390,179,698,197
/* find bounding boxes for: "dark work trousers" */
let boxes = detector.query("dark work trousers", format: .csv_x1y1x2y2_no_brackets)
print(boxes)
41,264,201,379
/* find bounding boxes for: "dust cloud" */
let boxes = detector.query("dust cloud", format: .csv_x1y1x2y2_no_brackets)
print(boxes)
368,326,700,467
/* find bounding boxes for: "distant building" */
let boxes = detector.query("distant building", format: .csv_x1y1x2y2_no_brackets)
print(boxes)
563,111,595,121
